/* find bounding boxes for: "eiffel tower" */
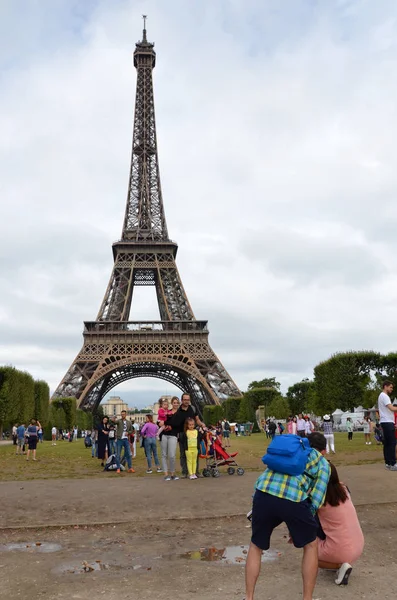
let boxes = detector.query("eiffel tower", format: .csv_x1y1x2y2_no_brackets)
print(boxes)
52,22,241,412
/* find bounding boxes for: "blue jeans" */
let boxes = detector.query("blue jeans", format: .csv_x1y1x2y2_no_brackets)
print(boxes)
108,439,115,455
144,437,160,469
91,441,97,457
116,438,132,470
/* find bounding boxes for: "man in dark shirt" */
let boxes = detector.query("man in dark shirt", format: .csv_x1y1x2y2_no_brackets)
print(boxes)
174,393,206,477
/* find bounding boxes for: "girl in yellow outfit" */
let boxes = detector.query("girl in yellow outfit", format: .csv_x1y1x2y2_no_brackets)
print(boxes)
180,418,200,480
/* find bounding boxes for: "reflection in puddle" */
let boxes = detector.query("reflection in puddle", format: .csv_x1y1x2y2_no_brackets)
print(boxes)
0,542,62,553
180,545,279,565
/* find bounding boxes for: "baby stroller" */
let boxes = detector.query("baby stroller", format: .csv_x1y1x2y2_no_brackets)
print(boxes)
200,431,244,478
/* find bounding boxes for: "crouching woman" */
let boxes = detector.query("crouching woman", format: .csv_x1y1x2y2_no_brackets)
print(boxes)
317,463,364,586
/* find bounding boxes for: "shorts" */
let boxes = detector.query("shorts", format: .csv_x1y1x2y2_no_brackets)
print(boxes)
17,437,24,447
223,431,230,438
251,489,318,550
28,437,38,450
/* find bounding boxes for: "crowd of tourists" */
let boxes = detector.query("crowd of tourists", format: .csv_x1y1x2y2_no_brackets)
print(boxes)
88,394,220,480
12,419,42,460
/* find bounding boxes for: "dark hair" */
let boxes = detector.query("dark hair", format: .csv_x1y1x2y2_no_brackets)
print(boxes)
184,417,195,432
324,463,348,507
383,380,393,388
181,393,190,401
307,431,326,452
146,414,153,422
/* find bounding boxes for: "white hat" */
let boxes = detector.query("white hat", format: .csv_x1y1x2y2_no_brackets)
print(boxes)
323,414,331,421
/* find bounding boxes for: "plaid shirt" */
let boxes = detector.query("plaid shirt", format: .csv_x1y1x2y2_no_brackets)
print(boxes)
255,448,331,514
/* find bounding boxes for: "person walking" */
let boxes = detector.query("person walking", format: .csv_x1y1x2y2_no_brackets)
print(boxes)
317,462,364,586
26,419,41,461
296,413,306,437
304,416,314,436
378,380,397,470
16,423,26,455
346,418,353,441
245,432,331,600
140,415,161,474
268,420,276,440
12,424,17,445
51,426,57,445
363,416,372,445
223,420,231,447
160,397,180,481
322,415,335,454
115,410,135,474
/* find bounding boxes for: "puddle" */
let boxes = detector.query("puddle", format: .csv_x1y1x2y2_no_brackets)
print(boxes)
0,542,62,553
179,545,279,565
56,560,110,574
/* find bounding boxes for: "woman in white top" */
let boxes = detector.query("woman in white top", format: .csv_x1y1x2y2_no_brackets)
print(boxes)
362,416,372,445
377,380,397,470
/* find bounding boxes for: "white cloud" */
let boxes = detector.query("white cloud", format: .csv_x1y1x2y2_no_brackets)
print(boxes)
1,0,397,405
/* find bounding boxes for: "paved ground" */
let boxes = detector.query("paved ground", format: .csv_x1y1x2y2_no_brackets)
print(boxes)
1,464,396,599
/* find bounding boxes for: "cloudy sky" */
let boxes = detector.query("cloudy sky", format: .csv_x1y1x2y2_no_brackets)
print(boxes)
1,0,397,407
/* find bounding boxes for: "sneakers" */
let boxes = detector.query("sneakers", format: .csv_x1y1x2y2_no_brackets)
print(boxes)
389,465,397,471
335,563,352,585
128,468,135,473
171,475,179,480
116,469,121,473
385,465,391,470
164,476,171,481
146,469,152,474
157,468,163,473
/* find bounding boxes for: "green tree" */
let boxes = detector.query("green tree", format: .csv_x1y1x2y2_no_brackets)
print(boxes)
287,379,315,415
222,397,242,421
267,396,290,419
203,404,224,426
248,378,281,391
34,380,50,424
313,351,381,413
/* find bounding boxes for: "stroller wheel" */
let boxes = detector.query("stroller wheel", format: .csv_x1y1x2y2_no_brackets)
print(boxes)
227,467,235,475
237,467,245,476
202,468,211,478
212,469,220,478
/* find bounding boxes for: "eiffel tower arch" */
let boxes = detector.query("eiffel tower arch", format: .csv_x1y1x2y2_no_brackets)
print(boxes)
52,24,241,413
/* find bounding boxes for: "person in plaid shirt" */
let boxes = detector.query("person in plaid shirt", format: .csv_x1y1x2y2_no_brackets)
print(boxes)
245,432,331,600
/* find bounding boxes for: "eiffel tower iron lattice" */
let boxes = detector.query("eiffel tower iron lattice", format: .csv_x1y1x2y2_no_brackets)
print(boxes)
52,24,241,412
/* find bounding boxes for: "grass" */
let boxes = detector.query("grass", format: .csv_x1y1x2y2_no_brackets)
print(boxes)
0,432,384,481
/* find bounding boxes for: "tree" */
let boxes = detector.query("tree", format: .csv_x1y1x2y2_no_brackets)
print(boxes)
267,396,290,420
34,380,50,424
222,397,242,421
248,378,281,391
203,405,224,426
313,351,381,413
287,379,315,415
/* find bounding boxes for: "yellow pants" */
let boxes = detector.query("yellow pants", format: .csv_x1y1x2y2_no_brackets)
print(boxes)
186,447,198,476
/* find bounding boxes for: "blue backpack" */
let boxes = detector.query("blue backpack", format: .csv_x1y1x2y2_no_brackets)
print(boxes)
262,434,311,476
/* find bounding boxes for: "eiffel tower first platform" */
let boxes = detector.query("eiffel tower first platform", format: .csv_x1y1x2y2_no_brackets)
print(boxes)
52,23,241,412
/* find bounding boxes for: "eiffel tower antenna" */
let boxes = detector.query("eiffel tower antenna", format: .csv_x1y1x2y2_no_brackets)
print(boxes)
52,25,241,412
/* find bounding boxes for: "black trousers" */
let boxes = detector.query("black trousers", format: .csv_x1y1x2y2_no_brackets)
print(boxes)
348,432,353,440
381,422,396,466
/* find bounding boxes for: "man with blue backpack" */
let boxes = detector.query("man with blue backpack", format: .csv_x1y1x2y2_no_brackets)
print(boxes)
245,432,331,600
